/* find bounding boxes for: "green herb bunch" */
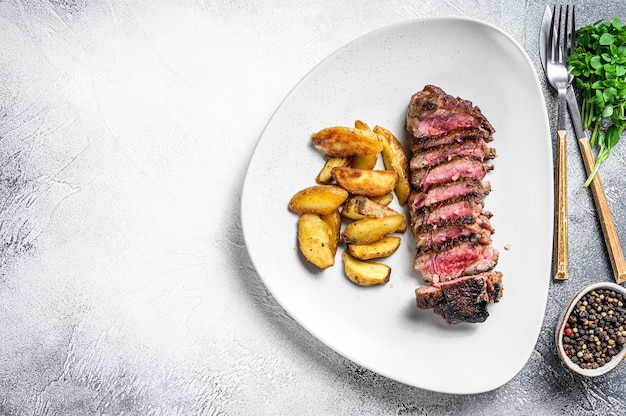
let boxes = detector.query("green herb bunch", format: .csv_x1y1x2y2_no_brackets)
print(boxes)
568,18,626,186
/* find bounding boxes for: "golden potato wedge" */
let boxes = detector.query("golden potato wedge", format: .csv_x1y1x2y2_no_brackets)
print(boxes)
351,153,378,170
342,195,392,220
331,167,398,197
347,235,401,260
316,156,351,184
341,196,406,232
320,210,341,256
298,214,335,268
351,121,378,169
370,193,394,206
342,252,390,286
311,126,383,157
342,214,405,245
354,119,371,131
374,125,411,206
288,185,349,215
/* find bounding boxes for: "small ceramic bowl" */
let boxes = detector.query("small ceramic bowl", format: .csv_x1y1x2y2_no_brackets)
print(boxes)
556,281,626,377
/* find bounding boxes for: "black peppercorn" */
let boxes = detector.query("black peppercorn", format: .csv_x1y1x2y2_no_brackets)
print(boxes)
562,289,626,369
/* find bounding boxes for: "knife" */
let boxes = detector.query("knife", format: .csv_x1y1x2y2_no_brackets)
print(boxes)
539,6,626,284
567,90,626,284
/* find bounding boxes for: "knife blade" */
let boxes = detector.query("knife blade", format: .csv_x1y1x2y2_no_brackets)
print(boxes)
566,87,584,140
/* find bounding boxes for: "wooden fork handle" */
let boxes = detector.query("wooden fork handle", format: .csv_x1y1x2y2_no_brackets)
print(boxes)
555,129,568,280
578,137,626,284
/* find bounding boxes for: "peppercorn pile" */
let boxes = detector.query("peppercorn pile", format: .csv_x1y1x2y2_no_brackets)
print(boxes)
561,288,626,370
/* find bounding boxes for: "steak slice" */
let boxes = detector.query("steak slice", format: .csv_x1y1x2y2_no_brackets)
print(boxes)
410,137,495,170
414,220,493,253
410,194,484,229
414,271,503,324
415,272,503,309
409,178,490,211
414,211,494,235
410,127,493,154
411,156,493,192
414,240,499,284
406,85,495,139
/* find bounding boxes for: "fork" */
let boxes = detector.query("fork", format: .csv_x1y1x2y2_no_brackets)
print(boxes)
546,5,574,280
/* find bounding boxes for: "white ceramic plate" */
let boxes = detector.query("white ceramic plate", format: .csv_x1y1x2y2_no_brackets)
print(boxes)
241,17,553,394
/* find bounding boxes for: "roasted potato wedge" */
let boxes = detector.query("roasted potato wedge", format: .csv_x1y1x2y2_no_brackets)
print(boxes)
331,167,398,197
341,196,406,232
288,185,349,215
351,153,378,170
320,210,341,256
347,235,401,260
316,156,351,184
298,214,335,268
351,121,378,169
342,195,396,220
354,119,371,131
370,193,394,206
342,214,405,245
311,126,383,157
374,125,411,205
342,252,390,286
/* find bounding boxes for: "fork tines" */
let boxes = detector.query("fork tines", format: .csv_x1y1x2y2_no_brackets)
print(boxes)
550,5,576,63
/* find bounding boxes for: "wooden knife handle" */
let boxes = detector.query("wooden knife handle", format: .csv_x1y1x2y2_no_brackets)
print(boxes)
578,137,626,284
555,130,568,280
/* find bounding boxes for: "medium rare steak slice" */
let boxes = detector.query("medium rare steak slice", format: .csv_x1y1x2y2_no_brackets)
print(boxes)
410,178,490,210
414,220,493,253
410,127,493,154
414,240,499,284
410,126,495,156
414,271,503,324
406,85,495,139
415,211,494,234
411,156,493,192
410,194,484,229
410,137,496,170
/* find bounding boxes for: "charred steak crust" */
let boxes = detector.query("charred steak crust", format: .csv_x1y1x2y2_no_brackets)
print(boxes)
414,272,503,324
406,85,501,324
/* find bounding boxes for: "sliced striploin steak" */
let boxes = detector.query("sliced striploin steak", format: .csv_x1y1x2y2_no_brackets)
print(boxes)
406,85,502,323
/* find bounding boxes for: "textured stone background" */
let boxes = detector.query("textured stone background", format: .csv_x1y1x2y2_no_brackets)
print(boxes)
0,0,625,415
